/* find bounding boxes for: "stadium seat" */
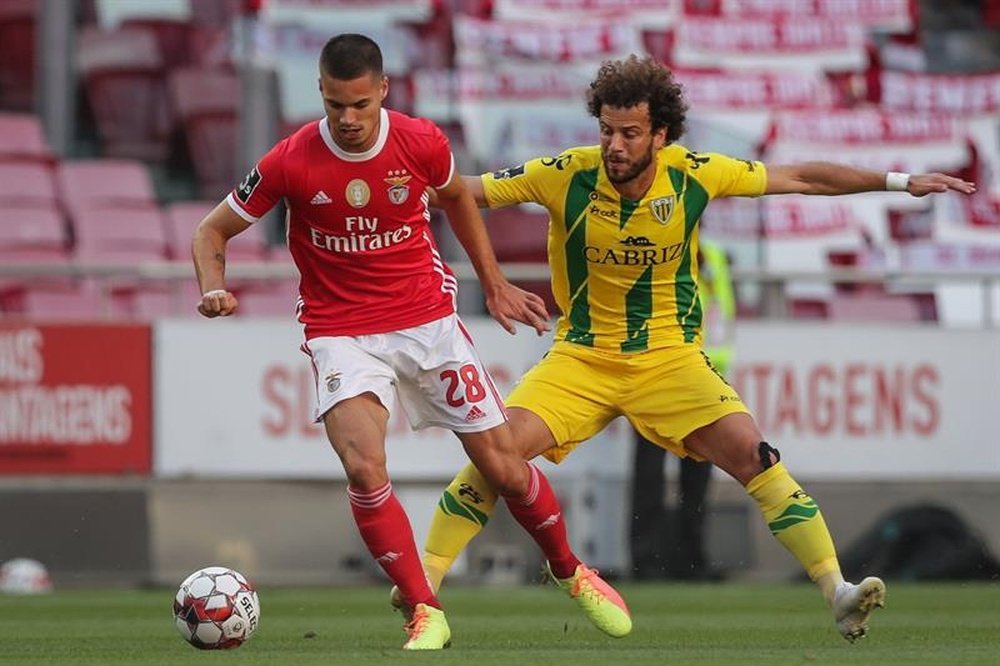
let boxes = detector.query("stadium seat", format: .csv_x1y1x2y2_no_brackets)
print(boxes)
71,206,169,263
121,17,194,69
2,283,108,320
0,204,72,296
0,162,58,207
483,205,554,310
168,67,240,198
57,159,157,212
77,26,172,161
827,294,923,322
0,0,36,111
0,112,53,163
164,200,270,261
235,277,302,318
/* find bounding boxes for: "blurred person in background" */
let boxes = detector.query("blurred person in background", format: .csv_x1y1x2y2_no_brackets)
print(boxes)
630,239,733,582
191,33,631,651
399,54,976,642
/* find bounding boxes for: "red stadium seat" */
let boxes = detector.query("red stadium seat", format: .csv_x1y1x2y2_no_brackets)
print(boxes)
2,283,108,321
164,200,270,261
483,205,554,310
57,159,157,212
0,204,71,295
0,204,69,262
235,277,302,318
71,206,169,263
484,206,549,262
77,26,171,161
0,0,36,111
0,112,53,163
828,294,922,322
0,162,58,207
168,67,240,199
121,18,194,69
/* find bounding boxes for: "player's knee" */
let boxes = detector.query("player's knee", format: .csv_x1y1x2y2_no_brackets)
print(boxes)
479,460,529,497
758,441,781,471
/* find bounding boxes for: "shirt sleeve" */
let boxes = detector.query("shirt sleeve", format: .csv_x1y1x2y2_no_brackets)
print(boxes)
426,123,456,190
481,155,559,208
225,139,289,222
688,152,768,199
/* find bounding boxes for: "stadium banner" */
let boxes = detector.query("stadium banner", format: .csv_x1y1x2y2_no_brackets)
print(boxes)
763,110,970,180
153,319,633,480
259,0,432,122
682,0,915,33
731,324,1000,480
672,16,868,72
493,0,679,28
453,15,645,67
0,324,152,475
413,65,595,167
154,320,998,480
879,71,1000,115
675,68,843,110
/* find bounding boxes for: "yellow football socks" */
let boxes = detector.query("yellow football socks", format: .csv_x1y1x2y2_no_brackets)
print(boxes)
421,463,498,591
747,462,843,604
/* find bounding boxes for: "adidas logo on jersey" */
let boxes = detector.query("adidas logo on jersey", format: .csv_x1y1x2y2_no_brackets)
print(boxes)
310,190,332,205
465,405,487,422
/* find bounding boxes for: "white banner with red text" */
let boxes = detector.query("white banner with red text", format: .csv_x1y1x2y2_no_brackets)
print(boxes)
153,318,632,480
153,319,999,480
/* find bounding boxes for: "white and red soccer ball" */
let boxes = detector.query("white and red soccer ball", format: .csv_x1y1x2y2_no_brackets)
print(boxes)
0,558,53,595
173,566,260,650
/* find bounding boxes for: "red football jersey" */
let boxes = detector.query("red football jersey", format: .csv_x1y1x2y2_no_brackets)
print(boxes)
226,109,458,339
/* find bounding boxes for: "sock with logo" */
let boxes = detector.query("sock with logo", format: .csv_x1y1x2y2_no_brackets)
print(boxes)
746,462,844,604
502,462,581,579
421,463,498,591
349,482,440,609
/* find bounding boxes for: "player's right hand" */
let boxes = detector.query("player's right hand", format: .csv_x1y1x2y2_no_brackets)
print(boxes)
197,289,238,318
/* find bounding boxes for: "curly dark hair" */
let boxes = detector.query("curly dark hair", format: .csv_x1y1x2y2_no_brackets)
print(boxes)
586,55,688,143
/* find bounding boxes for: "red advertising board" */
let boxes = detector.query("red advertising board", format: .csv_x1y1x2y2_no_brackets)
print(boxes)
0,324,152,474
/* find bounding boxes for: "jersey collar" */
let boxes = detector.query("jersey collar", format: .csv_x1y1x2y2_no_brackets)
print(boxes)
318,108,390,162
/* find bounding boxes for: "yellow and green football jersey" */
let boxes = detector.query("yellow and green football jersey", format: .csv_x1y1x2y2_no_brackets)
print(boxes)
482,144,767,354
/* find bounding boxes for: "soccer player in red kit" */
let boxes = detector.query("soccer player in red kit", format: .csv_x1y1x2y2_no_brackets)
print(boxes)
191,33,631,650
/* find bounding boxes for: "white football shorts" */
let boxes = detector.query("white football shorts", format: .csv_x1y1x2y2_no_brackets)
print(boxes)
302,313,508,433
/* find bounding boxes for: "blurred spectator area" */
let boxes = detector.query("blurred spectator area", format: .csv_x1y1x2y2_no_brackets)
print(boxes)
0,0,998,324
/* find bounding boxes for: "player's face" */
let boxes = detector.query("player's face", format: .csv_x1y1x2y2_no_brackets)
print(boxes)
319,71,388,152
598,103,666,186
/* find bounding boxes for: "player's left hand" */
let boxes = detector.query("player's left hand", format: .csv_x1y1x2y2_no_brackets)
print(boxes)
484,281,551,336
907,173,976,197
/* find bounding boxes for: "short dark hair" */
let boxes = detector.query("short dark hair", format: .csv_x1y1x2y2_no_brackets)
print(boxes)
587,55,688,143
319,33,383,79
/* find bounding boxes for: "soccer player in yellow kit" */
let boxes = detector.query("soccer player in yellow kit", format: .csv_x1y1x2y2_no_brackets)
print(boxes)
396,55,976,641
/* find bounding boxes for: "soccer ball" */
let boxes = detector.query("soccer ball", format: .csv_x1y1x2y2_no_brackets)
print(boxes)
173,566,260,650
0,558,52,595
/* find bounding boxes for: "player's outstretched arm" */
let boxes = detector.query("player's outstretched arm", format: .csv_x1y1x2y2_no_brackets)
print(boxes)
436,174,550,336
192,201,251,318
765,162,976,197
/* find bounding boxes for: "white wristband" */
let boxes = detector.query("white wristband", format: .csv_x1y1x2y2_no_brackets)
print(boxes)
202,289,228,298
886,171,910,192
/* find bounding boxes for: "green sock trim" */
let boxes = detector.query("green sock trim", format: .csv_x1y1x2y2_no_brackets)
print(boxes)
439,491,490,527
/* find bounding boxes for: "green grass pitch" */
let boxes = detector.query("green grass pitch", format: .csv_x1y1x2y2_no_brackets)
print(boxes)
0,582,997,665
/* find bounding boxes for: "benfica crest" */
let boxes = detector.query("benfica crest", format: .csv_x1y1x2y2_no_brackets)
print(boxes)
650,195,675,224
384,170,412,205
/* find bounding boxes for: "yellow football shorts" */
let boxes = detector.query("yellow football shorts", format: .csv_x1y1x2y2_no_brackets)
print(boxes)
506,340,748,463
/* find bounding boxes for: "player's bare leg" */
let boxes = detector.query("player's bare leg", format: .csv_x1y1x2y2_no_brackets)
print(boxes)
324,393,450,649
684,412,885,640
